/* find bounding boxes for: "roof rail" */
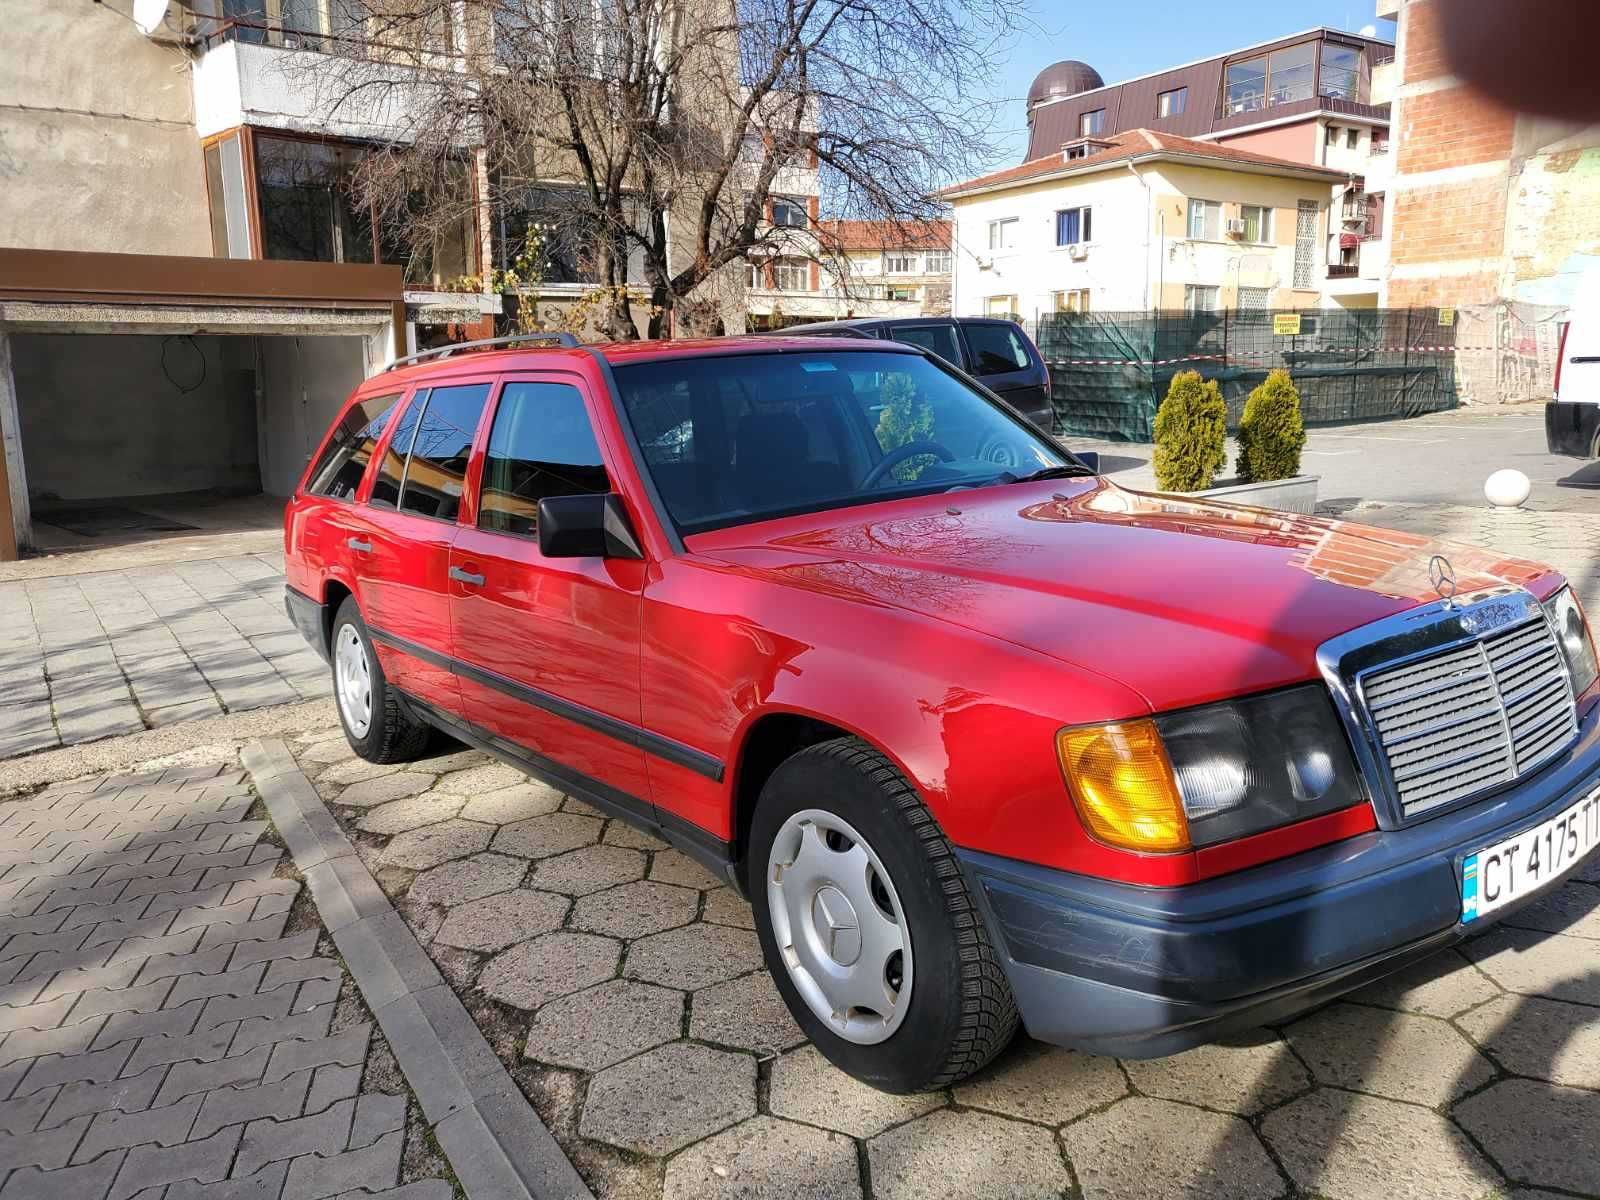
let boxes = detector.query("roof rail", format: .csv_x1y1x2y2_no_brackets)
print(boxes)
382,331,581,372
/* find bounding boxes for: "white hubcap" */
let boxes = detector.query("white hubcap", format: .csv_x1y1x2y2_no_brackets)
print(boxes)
767,810,912,1045
334,623,373,738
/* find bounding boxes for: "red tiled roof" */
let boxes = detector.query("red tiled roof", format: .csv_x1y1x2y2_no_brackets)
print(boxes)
940,129,1348,197
814,219,952,251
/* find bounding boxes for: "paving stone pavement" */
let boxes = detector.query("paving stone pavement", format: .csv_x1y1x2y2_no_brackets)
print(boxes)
0,758,455,1200
0,554,329,760
294,728,1600,1200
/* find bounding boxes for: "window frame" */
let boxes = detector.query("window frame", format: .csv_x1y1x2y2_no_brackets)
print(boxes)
1239,204,1272,244
771,197,809,228
987,218,1018,251
1080,109,1106,136
1184,284,1220,314
1187,198,1222,241
884,251,919,275
1054,206,1092,247
1157,87,1188,118
772,257,811,292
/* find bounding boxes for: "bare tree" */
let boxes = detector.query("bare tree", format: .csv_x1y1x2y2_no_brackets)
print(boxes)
308,0,1024,338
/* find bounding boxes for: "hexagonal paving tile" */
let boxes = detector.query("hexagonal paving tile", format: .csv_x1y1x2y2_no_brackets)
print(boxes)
524,978,684,1071
300,738,357,765
768,1045,943,1138
571,880,700,939
434,888,569,952
413,749,487,774
562,797,604,817
663,1116,861,1200
436,762,527,795
491,812,604,860
649,849,722,889
1260,1090,1501,1200
458,780,565,825
868,1109,1068,1200
1456,1079,1600,1194
625,923,762,992
356,793,465,836
1284,1003,1493,1106
1061,1097,1284,1200
701,887,754,930
953,1039,1126,1125
407,852,527,906
603,823,669,851
579,1042,757,1156
1462,927,1600,1005
1121,1035,1308,1116
376,818,494,871
477,930,620,1010
332,772,437,808
1344,947,1502,1018
528,845,647,896
689,971,804,1053
318,757,403,786
1456,993,1600,1089
1501,880,1600,940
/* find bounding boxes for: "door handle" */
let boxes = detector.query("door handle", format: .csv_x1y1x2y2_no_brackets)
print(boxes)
448,566,485,587
347,537,373,554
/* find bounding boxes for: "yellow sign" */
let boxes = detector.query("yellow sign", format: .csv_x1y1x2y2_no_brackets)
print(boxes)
1439,307,1456,327
1273,314,1302,336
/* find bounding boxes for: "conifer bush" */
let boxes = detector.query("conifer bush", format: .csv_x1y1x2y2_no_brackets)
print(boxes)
1236,369,1306,482
1152,370,1227,492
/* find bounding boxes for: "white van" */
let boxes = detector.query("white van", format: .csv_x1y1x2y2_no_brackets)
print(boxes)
1547,266,1600,457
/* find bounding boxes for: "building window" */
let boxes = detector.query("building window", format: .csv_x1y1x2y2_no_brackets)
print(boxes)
924,250,952,273
886,286,918,302
1187,199,1222,241
494,184,646,286
1224,41,1315,113
1321,42,1362,101
1157,87,1187,118
254,135,376,266
1239,204,1271,243
1294,199,1318,289
987,218,1018,250
1185,285,1219,313
885,252,918,274
1055,207,1092,246
1238,286,1272,310
1346,127,1359,150
1365,191,1386,238
771,198,808,228
747,261,765,289
1054,289,1091,313
773,258,811,291
1372,128,1390,154
1326,124,1339,146
1080,109,1106,136
985,295,1017,317
204,135,252,259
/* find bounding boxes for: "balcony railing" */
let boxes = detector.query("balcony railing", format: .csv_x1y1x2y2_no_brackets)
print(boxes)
198,17,462,65
1327,263,1361,279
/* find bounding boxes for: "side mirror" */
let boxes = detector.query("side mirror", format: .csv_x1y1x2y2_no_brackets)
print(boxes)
537,494,645,560
1071,450,1101,474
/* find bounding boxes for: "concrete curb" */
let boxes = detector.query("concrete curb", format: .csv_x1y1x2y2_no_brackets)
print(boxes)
242,738,594,1200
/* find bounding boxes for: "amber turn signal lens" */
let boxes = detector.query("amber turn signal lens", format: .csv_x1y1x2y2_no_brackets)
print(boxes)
1057,720,1191,854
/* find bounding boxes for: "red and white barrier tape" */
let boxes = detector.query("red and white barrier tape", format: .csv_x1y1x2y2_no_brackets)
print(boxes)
1044,345,1492,367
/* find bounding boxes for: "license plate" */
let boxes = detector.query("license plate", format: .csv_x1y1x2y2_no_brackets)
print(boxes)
1462,787,1600,922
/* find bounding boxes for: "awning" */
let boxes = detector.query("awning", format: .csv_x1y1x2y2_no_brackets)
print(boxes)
1339,232,1361,248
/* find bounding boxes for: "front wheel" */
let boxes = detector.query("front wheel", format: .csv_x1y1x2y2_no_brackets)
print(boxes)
330,597,430,763
750,737,1019,1092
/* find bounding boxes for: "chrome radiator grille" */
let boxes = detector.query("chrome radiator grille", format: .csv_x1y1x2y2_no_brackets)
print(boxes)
1362,615,1578,816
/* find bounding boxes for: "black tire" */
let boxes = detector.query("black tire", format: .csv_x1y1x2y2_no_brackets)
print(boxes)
749,737,1019,1092
330,597,430,764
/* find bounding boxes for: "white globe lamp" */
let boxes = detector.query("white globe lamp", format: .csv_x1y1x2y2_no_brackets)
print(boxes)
1484,468,1531,509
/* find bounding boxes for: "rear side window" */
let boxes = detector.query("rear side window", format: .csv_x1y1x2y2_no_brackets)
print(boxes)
479,382,611,538
963,323,1032,373
369,390,427,510
889,324,963,368
397,383,491,521
305,393,401,500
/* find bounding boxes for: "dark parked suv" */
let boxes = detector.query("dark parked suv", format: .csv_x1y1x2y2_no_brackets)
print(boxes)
775,316,1054,433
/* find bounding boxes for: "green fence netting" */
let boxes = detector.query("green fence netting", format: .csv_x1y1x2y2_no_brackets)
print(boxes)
1027,309,1459,442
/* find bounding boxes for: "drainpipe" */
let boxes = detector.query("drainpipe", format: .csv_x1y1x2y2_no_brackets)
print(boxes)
1126,161,1154,310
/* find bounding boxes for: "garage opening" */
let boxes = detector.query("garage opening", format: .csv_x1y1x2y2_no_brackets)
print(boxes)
9,331,368,554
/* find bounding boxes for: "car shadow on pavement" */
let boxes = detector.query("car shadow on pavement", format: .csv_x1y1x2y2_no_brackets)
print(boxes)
1555,461,1600,490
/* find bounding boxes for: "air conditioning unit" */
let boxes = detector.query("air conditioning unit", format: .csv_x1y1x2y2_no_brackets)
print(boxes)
1225,219,1248,237
1067,243,1089,260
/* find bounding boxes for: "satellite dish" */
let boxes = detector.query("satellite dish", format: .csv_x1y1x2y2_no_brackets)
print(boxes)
133,0,170,35
1359,23,1379,36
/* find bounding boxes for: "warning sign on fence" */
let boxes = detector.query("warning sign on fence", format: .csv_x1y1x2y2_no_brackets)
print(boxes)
1439,307,1456,327
1272,314,1302,336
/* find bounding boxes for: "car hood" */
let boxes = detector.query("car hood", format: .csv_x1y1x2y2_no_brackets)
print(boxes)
685,479,1562,711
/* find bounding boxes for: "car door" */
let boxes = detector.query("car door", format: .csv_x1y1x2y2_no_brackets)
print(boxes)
958,320,1053,431
448,373,653,807
886,320,965,370
351,379,494,714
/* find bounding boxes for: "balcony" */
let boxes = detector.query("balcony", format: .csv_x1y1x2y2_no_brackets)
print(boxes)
1327,263,1361,279
1214,92,1390,132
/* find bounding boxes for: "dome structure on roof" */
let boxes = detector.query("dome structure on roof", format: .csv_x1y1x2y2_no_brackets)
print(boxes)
1027,61,1105,111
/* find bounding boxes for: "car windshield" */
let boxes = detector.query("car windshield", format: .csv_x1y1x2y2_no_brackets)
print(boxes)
612,350,1069,533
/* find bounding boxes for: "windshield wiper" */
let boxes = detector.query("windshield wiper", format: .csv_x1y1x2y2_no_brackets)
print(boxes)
988,464,1097,486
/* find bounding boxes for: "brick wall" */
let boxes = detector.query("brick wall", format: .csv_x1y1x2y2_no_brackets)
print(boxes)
1389,177,1507,264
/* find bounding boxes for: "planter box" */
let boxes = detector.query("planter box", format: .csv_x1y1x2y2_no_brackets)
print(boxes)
1191,475,1320,514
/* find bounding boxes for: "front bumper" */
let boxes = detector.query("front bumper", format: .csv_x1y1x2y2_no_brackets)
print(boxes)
1546,399,1600,458
959,698,1600,1058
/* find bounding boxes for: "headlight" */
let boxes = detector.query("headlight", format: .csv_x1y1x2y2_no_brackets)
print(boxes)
1541,586,1599,696
1057,685,1366,853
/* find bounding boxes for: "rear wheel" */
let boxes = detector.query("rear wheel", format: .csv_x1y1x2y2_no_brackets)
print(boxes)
331,597,430,763
750,737,1019,1092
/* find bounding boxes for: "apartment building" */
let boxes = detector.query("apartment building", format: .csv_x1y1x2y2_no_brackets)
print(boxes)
815,221,953,316
974,27,1396,311
942,130,1346,319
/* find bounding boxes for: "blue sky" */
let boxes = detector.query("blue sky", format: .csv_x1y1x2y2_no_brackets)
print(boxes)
977,1,1397,167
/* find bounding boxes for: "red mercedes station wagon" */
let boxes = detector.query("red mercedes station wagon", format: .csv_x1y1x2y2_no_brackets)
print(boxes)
286,333,1600,1093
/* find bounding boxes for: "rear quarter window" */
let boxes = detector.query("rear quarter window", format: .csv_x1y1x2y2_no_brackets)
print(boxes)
963,324,1032,373
304,393,402,500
